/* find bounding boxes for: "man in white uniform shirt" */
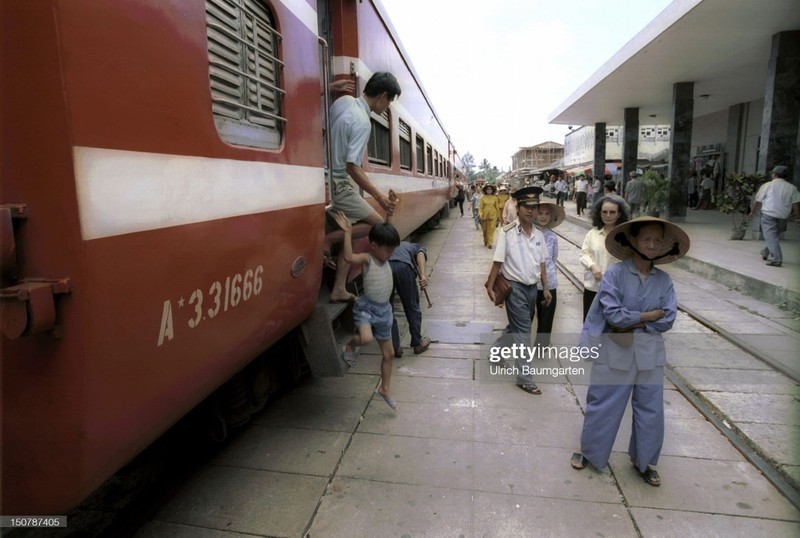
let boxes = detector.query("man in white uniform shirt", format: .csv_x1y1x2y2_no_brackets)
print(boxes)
752,165,800,267
485,187,552,395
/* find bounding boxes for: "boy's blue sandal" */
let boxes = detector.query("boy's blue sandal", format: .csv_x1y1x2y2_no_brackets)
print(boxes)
343,350,358,367
374,389,397,410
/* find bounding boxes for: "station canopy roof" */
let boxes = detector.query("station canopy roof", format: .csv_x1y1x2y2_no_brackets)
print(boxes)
548,0,800,127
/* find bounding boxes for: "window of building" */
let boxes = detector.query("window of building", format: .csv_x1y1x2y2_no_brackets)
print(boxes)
416,135,424,173
399,120,412,170
206,0,286,149
368,109,391,166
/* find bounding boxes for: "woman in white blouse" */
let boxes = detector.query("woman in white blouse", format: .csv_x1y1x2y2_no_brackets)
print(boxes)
579,196,630,320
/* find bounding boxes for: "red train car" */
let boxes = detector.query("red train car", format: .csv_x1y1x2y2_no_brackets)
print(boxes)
0,0,460,514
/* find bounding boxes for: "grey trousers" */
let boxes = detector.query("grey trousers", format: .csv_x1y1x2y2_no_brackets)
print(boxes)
760,213,783,263
496,280,538,385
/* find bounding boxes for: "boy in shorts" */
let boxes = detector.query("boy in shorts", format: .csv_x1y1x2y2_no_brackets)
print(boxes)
333,211,401,410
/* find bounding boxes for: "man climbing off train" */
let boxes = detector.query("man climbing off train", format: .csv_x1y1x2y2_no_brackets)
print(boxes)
323,72,402,303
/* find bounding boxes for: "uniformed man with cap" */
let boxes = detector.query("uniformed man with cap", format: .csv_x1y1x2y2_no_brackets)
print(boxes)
485,186,552,395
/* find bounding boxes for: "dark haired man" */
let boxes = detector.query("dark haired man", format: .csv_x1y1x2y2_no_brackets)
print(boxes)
324,72,402,302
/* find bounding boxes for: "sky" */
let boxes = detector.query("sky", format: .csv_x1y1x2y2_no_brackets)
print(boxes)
380,0,674,171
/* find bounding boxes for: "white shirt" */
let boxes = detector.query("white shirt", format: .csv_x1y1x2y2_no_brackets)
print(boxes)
579,227,620,292
575,178,589,193
755,178,800,219
493,222,548,285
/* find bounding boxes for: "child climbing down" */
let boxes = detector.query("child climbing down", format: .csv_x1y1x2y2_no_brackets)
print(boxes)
333,208,401,410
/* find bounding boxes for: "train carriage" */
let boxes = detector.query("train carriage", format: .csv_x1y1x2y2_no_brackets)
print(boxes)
0,0,460,514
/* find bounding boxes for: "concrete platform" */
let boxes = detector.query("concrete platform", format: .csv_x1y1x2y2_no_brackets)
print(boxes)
134,211,800,537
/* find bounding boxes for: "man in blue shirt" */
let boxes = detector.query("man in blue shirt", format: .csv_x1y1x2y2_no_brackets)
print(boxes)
389,241,430,357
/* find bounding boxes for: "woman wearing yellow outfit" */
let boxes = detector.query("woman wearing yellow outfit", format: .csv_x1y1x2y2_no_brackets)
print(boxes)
479,184,501,248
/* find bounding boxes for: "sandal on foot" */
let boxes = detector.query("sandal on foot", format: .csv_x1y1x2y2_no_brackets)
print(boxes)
413,337,431,354
517,383,542,395
342,350,358,367
570,452,587,470
394,347,404,358
638,467,661,487
374,389,397,410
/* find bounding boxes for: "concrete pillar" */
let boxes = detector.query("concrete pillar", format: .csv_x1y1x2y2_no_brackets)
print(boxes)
759,31,800,187
667,82,694,221
725,104,747,174
593,122,607,180
621,108,639,194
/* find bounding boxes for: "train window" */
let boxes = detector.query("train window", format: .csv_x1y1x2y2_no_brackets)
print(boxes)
206,0,286,149
434,150,439,176
426,144,432,175
399,120,412,170
416,135,424,173
368,109,391,166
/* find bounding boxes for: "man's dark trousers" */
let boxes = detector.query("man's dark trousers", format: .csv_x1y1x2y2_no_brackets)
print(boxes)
390,260,423,351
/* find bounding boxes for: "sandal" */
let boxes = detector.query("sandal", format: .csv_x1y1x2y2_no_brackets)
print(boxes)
516,383,542,395
374,389,397,410
570,452,587,470
413,337,431,354
638,467,661,487
342,348,358,367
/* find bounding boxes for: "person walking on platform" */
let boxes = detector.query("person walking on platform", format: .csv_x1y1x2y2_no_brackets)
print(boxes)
533,200,565,348
485,187,551,395
479,184,501,248
502,191,518,226
580,196,630,320
687,169,698,208
496,186,510,226
623,171,644,217
454,183,466,217
324,72,400,303
752,165,800,267
471,185,482,230
571,217,690,488
574,175,589,216
695,167,714,209
333,211,401,410
591,175,604,210
555,176,567,207
389,241,431,358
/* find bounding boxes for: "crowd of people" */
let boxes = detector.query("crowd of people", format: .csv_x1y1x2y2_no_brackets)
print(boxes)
321,70,794,489
481,184,690,488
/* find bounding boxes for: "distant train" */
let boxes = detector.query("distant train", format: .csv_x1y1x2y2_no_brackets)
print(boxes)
0,0,463,514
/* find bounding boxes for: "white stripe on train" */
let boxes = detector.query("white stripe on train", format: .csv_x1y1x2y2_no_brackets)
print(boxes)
73,147,449,241
73,146,326,241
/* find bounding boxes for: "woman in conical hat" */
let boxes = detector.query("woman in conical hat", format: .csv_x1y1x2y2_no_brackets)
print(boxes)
571,217,690,488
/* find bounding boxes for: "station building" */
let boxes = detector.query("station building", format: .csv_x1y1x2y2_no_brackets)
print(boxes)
548,0,800,221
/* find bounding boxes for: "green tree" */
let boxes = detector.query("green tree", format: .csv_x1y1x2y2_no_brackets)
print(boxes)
462,152,476,182
478,159,500,182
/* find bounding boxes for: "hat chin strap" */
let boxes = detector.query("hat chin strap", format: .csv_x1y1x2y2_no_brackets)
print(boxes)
614,232,680,262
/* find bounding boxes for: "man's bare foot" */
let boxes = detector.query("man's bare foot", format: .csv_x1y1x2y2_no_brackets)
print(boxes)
330,291,356,303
